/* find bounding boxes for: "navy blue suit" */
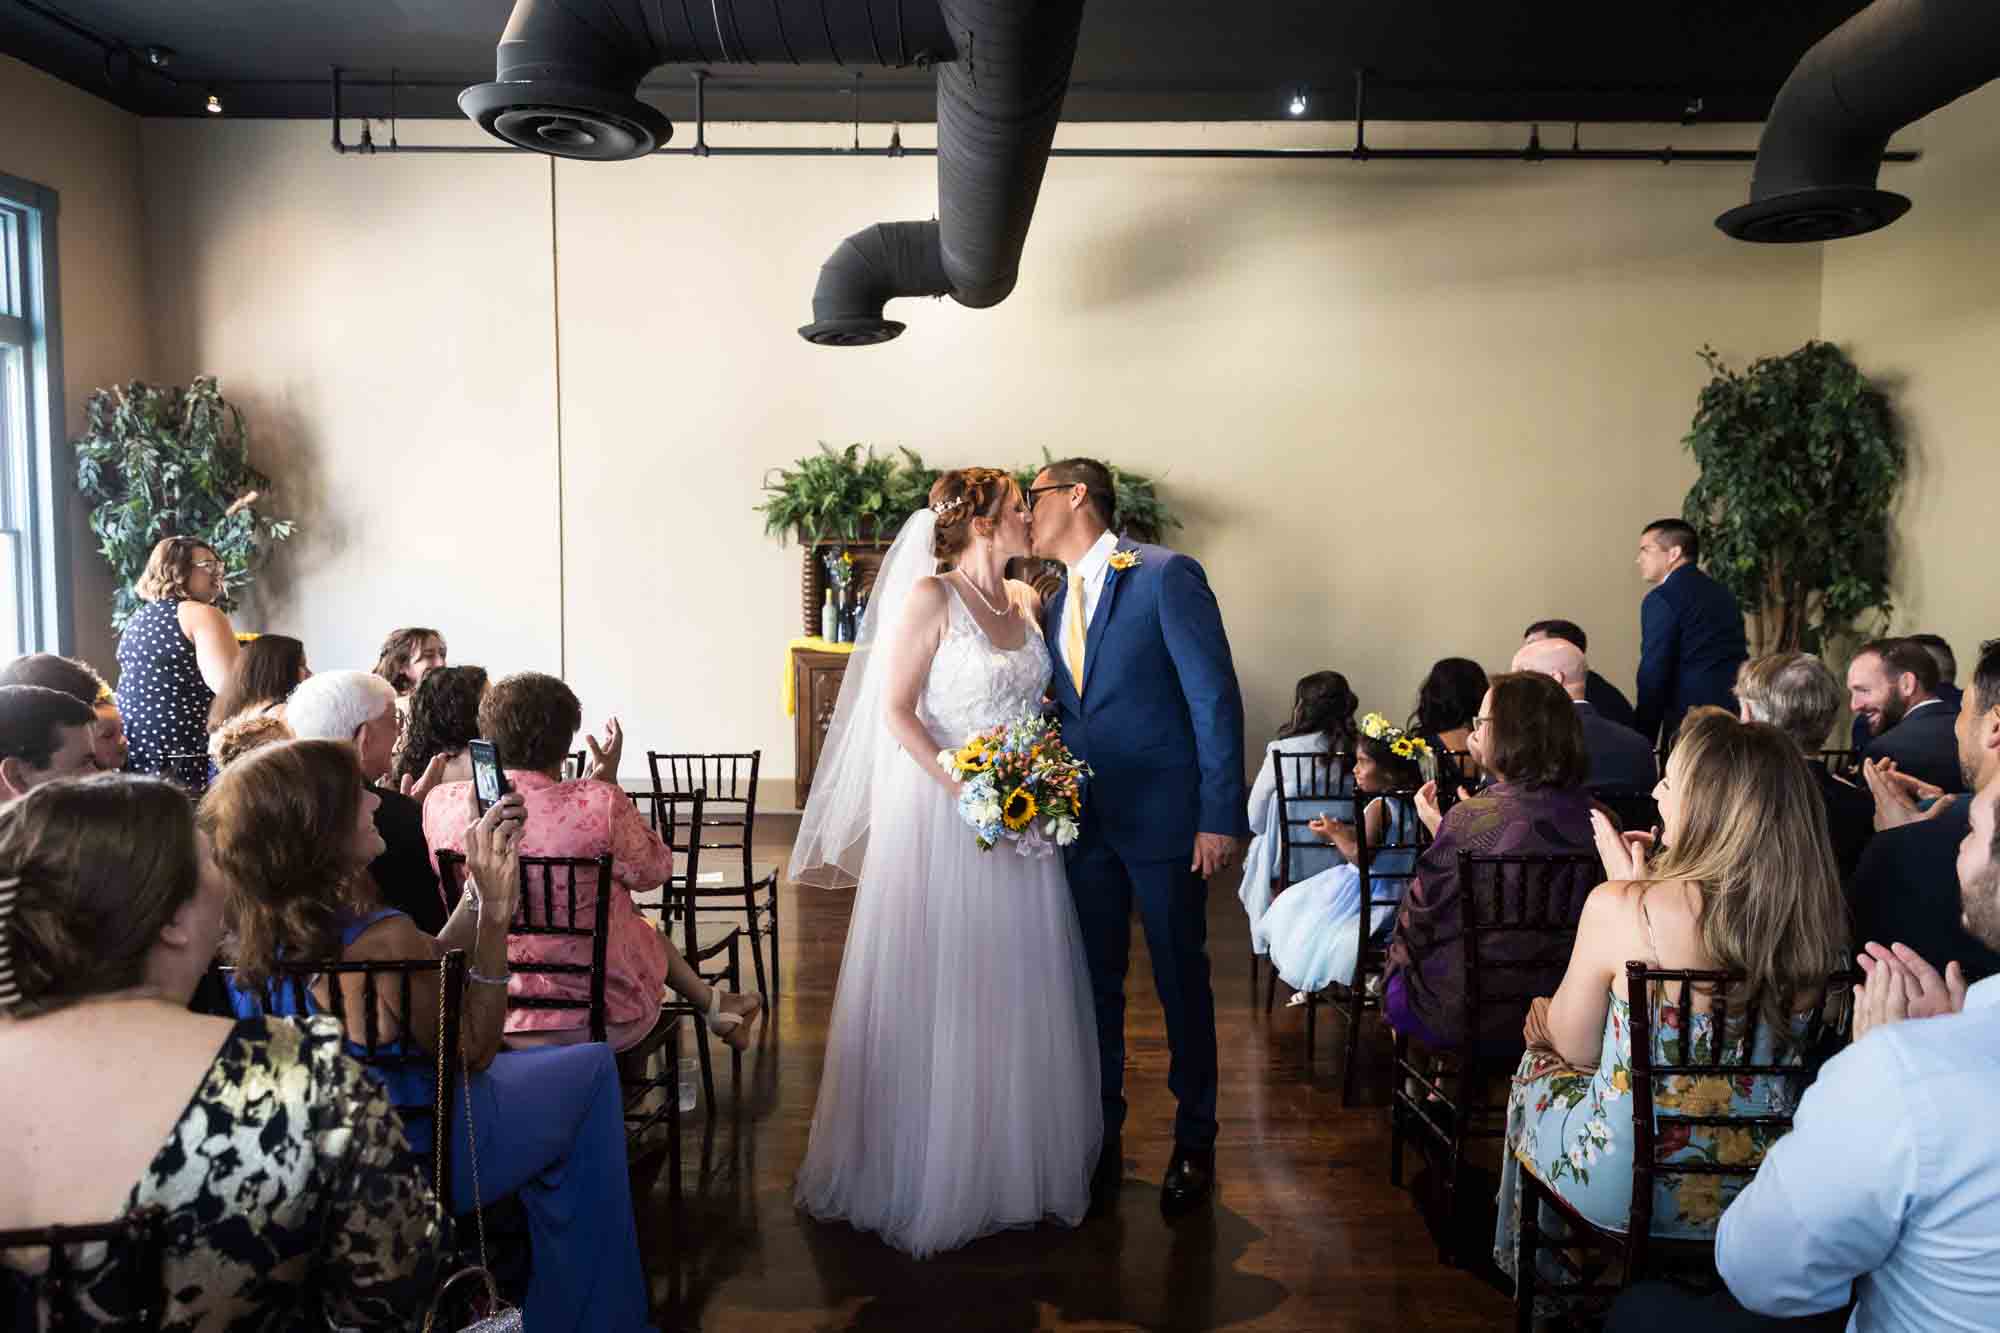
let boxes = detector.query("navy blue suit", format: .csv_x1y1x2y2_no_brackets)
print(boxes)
1046,541,1247,1151
1852,680,1961,750
1635,565,1749,746
1574,700,1658,791
1862,698,1966,794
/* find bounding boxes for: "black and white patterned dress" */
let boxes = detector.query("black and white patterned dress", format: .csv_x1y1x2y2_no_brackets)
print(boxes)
115,597,215,778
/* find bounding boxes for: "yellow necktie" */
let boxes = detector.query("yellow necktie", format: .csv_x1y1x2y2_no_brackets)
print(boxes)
1065,575,1087,695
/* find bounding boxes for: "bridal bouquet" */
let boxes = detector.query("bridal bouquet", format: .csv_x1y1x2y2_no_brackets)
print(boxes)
938,714,1091,857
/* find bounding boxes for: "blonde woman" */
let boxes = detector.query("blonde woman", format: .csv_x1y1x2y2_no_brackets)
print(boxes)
1494,707,1850,1287
114,537,240,777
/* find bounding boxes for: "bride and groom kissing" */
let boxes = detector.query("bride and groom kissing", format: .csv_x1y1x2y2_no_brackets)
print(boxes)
789,457,1250,1259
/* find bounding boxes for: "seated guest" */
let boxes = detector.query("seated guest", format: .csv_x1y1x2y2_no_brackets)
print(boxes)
1384,671,1597,1054
115,536,240,778
390,663,487,794
1523,619,1640,732
1849,637,2000,982
209,702,292,769
1260,719,1427,995
0,685,101,798
1850,631,1961,750
1849,636,1964,793
286,670,445,934
1240,670,1359,957
208,740,657,1332
424,670,763,1052
0,654,126,771
204,632,308,731
1408,656,1489,794
1513,635,1656,790
1737,652,1874,881
374,626,448,701
1494,709,1850,1292
0,774,438,1326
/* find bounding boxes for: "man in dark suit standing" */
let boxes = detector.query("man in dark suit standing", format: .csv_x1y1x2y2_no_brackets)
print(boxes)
1513,636,1656,789
1850,637,1966,793
1522,619,1639,732
1633,518,1748,748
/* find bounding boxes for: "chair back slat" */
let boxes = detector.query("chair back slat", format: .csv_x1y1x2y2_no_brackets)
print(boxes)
648,753,760,885
436,851,615,1046
1273,751,1356,890
1459,851,1603,1037
0,1207,169,1331
1351,788,1424,976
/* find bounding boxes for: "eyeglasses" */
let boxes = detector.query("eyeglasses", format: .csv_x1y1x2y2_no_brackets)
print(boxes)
192,560,223,573
1025,484,1073,507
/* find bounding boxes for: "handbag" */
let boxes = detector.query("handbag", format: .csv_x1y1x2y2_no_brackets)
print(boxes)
423,955,523,1333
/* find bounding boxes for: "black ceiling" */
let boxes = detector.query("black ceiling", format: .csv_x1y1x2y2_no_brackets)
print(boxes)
3,0,1867,126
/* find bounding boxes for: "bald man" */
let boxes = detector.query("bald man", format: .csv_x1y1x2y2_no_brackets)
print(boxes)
1512,637,1658,790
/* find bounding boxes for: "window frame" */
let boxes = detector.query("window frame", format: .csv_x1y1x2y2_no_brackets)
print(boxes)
0,172,72,656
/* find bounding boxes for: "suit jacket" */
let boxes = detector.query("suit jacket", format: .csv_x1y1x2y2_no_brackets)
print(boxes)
1045,540,1249,862
366,783,445,935
1635,565,1749,745
1849,796,2000,982
1574,699,1657,791
1811,761,1875,884
1851,680,1962,750
1583,671,1640,732
1861,698,1966,793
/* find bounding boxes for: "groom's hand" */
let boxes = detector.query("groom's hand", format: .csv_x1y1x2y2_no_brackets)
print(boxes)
1191,833,1243,879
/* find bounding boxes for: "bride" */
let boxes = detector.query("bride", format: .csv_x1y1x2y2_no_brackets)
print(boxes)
790,467,1103,1259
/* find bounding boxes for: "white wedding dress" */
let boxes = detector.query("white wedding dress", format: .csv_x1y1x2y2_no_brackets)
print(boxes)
793,581,1104,1258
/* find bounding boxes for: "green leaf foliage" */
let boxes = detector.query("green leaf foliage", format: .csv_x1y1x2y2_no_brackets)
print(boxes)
758,444,1181,547
71,378,297,631
1682,342,1903,655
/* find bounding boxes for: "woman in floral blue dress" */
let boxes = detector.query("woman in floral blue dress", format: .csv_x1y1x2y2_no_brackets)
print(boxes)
1494,708,1850,1292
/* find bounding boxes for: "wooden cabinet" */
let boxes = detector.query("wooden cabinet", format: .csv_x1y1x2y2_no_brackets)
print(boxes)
792,647,851,808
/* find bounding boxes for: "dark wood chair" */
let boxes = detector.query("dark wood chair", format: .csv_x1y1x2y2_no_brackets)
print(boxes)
162,752,211,795
0,1207,168,1331
1590,785,1661,836
1311,789,1425,1103
1390,849,1603,1266
637,788,751,1106
1258,750,1356,1011
1513,962,1859,1329
646,751,781,997
1436,750,1476,814
1817,748,1861,780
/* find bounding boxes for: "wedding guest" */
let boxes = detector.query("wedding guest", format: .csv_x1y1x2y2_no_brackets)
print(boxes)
1736,652,1874,880
1260,721,1426,995
1407,656,1489,794
1850,632,1961,750
1848,638,2000,982
285,670,444,934
1849,636,1964,793
390,664,487,794
1512,636,1656,790
0,686,100,799
373,626,447,700
208,740,657,1333
423,670,763,1052
1239,671,1359,957
205,632,308,730
0,653,126,771
1494,709,1849,1297
1384,671,1598,1054
0,774,439,1327
1633,519,1747,748
208,703,292,770
1523,620,1640,732
115,537,240,778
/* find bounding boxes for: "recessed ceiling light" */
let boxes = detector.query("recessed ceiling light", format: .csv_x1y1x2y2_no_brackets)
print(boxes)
206,92,223,114
1287,89,1309,117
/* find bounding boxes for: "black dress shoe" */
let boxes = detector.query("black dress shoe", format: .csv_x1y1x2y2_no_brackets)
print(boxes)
1160,1145,1215,1218
1088,1137,1123,1217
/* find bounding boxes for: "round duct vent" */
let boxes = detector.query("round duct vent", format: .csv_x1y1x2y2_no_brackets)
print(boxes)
1715,186,1912,243
459,82,671,161
797,318,907,347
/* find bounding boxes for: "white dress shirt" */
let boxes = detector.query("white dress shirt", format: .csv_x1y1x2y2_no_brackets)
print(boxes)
1061,530,1122,653
1716,975,2000,1330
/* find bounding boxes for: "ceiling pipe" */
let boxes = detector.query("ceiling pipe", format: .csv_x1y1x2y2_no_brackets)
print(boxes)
1717,0,2000,242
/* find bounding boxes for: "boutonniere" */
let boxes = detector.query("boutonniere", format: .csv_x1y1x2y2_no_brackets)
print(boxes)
1107,549,1141,572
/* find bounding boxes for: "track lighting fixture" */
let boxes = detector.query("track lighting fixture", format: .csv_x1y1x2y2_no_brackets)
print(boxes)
205,92,222,114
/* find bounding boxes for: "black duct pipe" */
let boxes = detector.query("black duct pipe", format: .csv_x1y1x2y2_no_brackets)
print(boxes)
1716,0,2000,242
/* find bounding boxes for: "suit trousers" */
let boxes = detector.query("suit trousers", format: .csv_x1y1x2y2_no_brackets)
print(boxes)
1066,827,1220,1150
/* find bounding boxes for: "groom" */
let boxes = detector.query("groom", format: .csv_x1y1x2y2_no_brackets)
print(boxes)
1030,457,1248,1219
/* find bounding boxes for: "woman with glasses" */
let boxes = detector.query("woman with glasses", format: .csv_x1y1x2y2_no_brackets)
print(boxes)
114,537,240,780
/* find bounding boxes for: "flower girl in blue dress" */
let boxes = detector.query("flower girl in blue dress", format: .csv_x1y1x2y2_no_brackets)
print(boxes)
1262,714,1430,994
1238,672,1360,955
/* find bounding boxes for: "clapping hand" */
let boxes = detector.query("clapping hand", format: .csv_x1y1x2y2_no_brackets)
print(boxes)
464,788,526,924
398,751,450,804
1590,809,1654,880
1854,940,1966,1041
1863,757,1955,832
583,717,625,785
1414,781,1445,836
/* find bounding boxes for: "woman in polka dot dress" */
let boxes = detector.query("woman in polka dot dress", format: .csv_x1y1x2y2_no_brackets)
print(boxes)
115,537,241,781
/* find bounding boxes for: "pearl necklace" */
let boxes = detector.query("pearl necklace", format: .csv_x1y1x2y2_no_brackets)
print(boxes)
956,570,1012,618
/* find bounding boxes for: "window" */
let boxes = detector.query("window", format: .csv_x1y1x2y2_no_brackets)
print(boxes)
0,176,69,657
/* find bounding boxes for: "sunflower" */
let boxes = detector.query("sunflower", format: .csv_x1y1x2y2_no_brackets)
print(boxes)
1002,786,1038,831
1390,737,1414,759
954,743,993,775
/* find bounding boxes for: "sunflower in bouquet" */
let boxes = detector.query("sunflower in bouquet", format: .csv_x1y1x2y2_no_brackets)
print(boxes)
938,713,1090,855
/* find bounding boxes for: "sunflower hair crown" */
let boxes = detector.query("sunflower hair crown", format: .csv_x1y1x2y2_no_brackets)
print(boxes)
1358,711,1433,762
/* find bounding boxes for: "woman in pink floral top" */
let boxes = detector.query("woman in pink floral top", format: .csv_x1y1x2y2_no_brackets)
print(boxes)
424,671,762,1052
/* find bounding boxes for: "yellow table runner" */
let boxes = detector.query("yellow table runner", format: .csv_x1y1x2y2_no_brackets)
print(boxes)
782,637,857,716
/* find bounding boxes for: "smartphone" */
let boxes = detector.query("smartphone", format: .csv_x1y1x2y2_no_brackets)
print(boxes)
468,739,510,815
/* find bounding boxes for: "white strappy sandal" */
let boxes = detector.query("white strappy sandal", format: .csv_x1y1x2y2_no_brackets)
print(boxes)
705,985,763,1050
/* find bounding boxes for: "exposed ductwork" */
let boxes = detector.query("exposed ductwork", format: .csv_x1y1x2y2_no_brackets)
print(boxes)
461,0,1088,345
1716,0,2000,243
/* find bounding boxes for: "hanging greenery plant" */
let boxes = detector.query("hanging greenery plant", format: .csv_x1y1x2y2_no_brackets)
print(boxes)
1681,342,1902,656
72,378,297,631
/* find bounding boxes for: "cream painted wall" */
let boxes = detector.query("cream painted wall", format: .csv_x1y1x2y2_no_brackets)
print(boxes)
0,57,146,671
1821,82,2000,673
142,116,1828,797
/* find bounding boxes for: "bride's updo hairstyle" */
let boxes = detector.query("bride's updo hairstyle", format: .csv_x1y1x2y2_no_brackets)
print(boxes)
928,467,1018,566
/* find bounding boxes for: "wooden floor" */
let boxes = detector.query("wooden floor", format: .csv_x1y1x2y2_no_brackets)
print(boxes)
634,826,1510,1332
